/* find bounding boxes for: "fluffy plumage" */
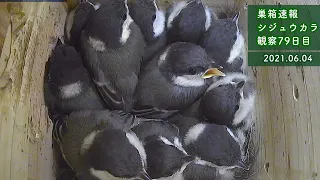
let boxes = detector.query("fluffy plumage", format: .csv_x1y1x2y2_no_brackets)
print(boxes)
44,41,106,117
131,119,180,143
128,0,167,62
200,13,246,73
133,42,223,119
201,73,255,129
80,1,146,112
65,1,95,51
53,110,150,180
166,0,215,44
144,136,194,179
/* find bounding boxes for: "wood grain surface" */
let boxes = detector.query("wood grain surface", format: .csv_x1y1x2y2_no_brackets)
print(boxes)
0,3,66,180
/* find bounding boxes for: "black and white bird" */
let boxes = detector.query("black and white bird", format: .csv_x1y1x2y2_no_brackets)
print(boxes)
44,40,106,117
182,158,238,180
131,119,180,143
168,114,245,167
166,0,216,44
80,0,146,112
201,73,255,130
143,135,238,180
64,0,97,51
130,118,192,179
133,42,225,119
183,122,243,167
53,110,151,180
200,13,246,73
128,0,167,62
143,135,194,179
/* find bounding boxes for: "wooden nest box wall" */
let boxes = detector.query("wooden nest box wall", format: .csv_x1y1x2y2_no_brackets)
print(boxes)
0,0,320,180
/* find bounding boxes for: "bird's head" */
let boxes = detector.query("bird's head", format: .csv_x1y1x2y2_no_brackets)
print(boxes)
81,129,151,180
158,42,225,87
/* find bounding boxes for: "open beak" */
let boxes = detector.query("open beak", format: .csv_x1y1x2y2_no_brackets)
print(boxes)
139,171,152,180
201,68,226,79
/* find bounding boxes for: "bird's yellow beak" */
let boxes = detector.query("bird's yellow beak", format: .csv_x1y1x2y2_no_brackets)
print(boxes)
201,68,226,79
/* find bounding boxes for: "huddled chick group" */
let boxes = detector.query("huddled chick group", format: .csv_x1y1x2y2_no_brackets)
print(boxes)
44,0,256,179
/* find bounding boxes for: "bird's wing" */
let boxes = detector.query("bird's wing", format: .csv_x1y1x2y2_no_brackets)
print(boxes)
131,104,179,119
81,31,125,111
93,78,124,110
52,115,68,147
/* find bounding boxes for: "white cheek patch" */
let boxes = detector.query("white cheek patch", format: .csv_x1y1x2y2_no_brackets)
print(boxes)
206,73,248,92
120,1,133,44
232,94,255,126
227,31,245,64
184,123,206,146
167,1,188,28
81,131,100,155
126,131,147,167
153,10,165,38
88,36,106,52
60,81,83,99
204,7,212,31
173,74,205,87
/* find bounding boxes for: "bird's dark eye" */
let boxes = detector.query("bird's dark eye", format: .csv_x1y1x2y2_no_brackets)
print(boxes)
188,66,205,75
152,14,156,21
122,13,127,21
235,105,240,111
218,84,223,87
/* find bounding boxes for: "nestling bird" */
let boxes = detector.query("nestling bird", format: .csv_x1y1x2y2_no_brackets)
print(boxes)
182,158,238,180
131,119,180,143
200,13,246,73
133,42,225,119
128,0,167,62
184,122,242,166
166,0,216,44
201,73,255,130
43,40,107,117
143,134,238,180
64,0,96,51
80,0,146,112
143,135,194,179
53,110,151,180
168,114,244,167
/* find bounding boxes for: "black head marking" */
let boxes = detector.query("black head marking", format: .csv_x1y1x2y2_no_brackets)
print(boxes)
48,44,90,96
68,2,95,47
144,136,194,178
168,0,208,44
131,120,179,142
201,83,241,125
128,0,157,42
86,129,143,178
160,42,211,77
185,124,241,166
86,1,129,48
200,18,238,65
183,161,218,180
